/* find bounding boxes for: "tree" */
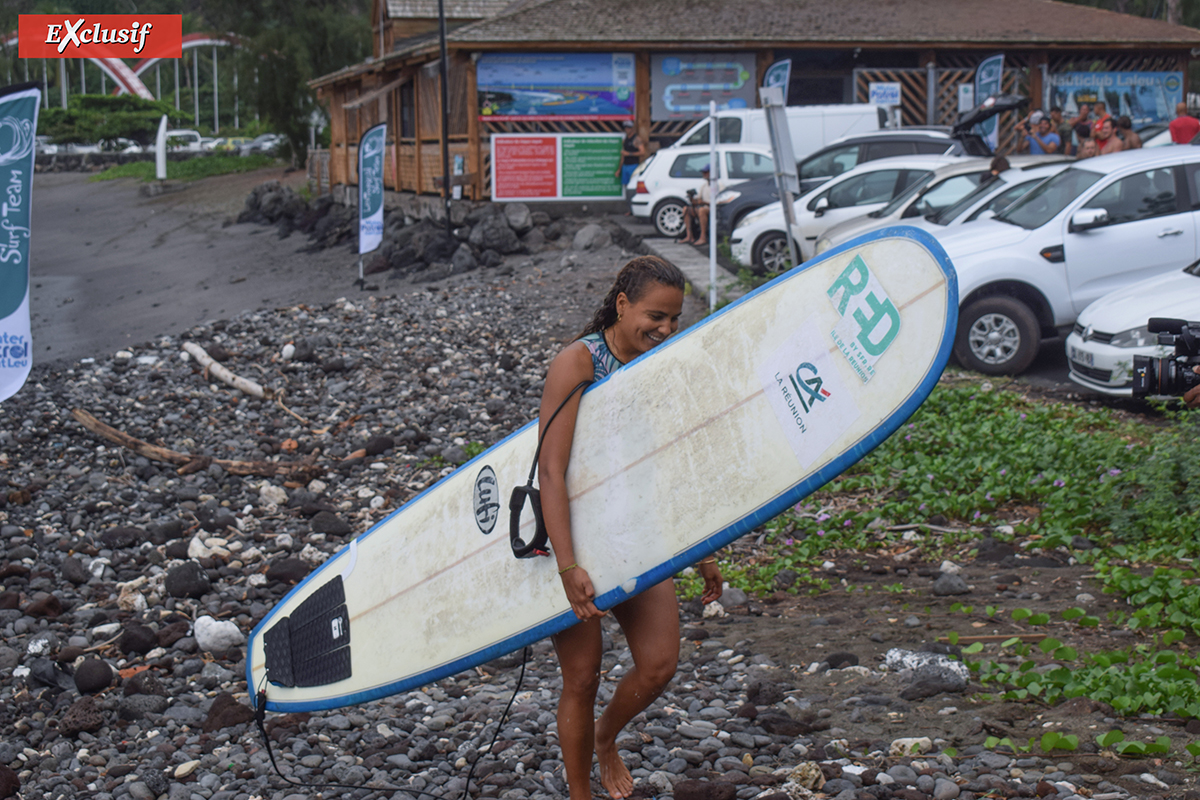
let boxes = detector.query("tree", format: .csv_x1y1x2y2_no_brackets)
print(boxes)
39,94,191,145
202,0,371,162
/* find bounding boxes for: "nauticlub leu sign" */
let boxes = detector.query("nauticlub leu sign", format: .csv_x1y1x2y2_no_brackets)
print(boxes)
358,123,387,256
0,83,39,403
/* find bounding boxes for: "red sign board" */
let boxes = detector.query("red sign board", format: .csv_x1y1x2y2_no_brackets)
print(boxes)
18,15,183,59
493,137,558,200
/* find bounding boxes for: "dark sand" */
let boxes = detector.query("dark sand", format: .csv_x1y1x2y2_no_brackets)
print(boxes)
28,168,355,365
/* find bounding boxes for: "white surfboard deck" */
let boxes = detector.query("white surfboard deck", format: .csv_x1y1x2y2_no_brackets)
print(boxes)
248,226,959,712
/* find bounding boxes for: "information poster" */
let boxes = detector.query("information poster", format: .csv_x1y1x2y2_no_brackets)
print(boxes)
650,52,756,121
478,53,634,121
1049,71,1182,126
492,133,622,201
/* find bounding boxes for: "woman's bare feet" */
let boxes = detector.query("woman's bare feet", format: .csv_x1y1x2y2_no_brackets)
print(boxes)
594,726,634,799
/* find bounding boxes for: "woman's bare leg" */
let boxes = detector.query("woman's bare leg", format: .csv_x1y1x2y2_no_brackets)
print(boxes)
552,616,604,800
594,580,680,799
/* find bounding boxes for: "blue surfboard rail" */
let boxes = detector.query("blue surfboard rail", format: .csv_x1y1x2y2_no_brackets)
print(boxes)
249,225,959,712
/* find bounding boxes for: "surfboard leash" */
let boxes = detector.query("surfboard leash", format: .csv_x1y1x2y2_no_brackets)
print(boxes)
510,379,592,559
253,646,532,800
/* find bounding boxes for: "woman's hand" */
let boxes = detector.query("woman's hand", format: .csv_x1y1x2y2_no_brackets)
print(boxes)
560,566,605,621
698,561,723,605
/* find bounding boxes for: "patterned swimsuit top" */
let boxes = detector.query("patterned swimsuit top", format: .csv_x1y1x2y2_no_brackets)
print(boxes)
579,331,626,381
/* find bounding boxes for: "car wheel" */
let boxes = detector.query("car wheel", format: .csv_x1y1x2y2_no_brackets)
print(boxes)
752,232,793,275
954,296,1040,375
653,199,688,238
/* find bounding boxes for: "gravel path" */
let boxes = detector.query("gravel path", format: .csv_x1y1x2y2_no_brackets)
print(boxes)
2,175,1180,800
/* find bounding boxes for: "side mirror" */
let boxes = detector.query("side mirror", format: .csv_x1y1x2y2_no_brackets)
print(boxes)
1070,208,1109,232
976,209,996,221
813,196,830,217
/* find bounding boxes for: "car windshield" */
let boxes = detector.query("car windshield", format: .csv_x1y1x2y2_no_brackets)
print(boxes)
995,167,1104,230
869,172,936,218
932,177,1005,225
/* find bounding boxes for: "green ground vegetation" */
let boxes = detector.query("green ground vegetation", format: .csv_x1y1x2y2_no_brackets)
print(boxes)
91,154,278,182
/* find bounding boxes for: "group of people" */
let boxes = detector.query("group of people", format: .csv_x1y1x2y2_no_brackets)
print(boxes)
1019,100,1200,159
1017,100,1142,158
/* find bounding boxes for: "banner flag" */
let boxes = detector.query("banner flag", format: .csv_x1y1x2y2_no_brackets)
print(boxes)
0,83,39,403
358,123,387,256
975,54,1005,152
762,59,791,92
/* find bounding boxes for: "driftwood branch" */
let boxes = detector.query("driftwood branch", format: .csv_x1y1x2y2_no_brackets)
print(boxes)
182,342,271,398
71,408,318,478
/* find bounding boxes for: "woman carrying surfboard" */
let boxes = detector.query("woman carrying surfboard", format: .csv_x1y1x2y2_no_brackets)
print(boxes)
537,255,724,800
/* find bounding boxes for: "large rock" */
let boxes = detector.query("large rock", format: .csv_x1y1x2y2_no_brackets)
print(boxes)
119,624,158,656
194,615,245,654
119,694,170,721
572,223,611,251
932,573,971,596
451,243,478,273
164,561,211,599
59,696,105,736
202,692,256,732
101,526,144,549
503,202,533,234
885,647,969,696
468,215,522,254
74,658,114,694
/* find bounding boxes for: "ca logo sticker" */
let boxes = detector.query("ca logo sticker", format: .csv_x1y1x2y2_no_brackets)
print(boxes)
788,362,832,413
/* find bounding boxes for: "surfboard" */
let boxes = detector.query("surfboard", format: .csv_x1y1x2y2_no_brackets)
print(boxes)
247,226,958,712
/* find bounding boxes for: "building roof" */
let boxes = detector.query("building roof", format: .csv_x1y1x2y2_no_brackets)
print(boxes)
448,0,1200,46
384,0,514,19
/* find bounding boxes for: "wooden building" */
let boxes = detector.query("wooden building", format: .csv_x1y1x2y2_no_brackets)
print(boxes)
311,0,1200,201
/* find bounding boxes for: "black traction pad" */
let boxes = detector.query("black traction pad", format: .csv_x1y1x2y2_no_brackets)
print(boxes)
263,575,352,688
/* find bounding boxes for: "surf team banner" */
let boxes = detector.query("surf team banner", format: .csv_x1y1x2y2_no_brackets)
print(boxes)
974,54,1005,152
0,84,38,403
357,123,386,256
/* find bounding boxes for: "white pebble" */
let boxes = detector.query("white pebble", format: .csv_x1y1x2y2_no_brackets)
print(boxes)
281,343,295,360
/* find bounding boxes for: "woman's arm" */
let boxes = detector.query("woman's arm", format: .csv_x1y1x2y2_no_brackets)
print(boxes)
537,343,604,620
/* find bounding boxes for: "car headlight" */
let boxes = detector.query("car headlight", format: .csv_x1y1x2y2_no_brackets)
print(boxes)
1109,326,1155,348
814,238,832,255
739,208,772,229
716,190,741,205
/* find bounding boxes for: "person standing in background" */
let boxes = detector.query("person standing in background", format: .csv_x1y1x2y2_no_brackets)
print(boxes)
617,121,645,187
1117,116,1142,150
1170,102,1200,144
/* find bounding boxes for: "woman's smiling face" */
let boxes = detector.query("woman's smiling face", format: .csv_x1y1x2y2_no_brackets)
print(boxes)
613,281,684,358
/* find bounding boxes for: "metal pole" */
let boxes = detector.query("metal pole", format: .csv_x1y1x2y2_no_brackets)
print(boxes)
101,71,105,95
174,59,179,110
437,0,452,238
925,61,937,126
213,46,219,134
193,48,200,128
233,56,239,129
80,59,85,94
59,59,67,108
156,63,160,100
42,60,48,108
708,100,717,310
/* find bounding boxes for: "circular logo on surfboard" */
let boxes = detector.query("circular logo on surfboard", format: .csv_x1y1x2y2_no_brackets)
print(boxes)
473,465,500,534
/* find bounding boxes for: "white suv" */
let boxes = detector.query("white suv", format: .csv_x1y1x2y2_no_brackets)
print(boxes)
627,143,775,237
932,148,1200,375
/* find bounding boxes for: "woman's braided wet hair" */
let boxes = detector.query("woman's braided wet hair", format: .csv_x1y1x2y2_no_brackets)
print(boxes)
578,255,686,339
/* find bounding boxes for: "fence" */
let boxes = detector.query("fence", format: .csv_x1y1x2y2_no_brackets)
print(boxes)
853,66,1027,154
307,148,331,195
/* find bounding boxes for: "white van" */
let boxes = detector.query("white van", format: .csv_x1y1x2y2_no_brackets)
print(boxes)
668,104,887,162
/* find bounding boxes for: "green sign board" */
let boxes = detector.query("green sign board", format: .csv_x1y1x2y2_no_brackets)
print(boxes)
561,136,622,198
